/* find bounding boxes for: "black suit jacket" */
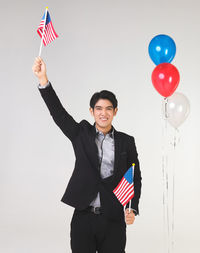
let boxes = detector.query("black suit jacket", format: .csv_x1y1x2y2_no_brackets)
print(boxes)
39,83,142,221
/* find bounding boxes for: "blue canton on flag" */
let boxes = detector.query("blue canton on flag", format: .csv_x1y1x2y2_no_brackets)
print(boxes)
113,164,135,206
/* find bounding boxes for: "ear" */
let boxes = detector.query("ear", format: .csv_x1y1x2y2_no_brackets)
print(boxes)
89,107,94,116
114,107,118,116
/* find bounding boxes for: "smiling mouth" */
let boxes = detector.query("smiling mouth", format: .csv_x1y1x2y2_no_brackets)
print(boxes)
100,118,108,121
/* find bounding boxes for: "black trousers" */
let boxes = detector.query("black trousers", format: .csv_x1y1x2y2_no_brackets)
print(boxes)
70,209,126,253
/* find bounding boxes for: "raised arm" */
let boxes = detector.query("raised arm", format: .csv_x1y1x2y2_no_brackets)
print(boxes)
32,57,80,141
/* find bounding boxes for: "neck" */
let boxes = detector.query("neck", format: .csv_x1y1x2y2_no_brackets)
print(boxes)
95,124,112,135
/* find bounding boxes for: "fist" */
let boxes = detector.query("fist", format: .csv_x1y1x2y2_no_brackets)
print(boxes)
125,209,135,225
32,57,48,86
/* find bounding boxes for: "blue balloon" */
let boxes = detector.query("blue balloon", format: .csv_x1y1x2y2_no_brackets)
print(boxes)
148,34,176,65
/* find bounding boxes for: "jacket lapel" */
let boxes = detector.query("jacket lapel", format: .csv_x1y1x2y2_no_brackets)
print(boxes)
89,125,100,174
113,130,121,176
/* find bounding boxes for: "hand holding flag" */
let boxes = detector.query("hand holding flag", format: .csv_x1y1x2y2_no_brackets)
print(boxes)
124,208,135,225
32,57,48,86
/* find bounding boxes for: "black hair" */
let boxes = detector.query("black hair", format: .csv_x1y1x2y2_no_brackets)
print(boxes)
90,90,118,109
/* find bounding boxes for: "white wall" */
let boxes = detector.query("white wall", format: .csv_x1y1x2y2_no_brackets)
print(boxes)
0,0,199,252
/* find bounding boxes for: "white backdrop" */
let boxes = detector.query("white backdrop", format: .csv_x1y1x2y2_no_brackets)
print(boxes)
1,0,200,252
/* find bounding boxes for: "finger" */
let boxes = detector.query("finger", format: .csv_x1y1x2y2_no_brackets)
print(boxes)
126,213,133,217
126,220,134,225
32,65,40,75
36,56,42,61
32,65,37,72
33,65,40,72
35,57,40,62
126,218,135,223
38,56,45,65
35,57,42,65
39,57,44,63
126,216,133,221
125,209,133,215
126,216,135,221
126,218,134,223
126,214,134,219
125,220,133,225
126,220,133,223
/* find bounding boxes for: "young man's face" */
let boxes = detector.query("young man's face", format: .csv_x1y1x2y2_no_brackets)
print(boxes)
90,99,118,133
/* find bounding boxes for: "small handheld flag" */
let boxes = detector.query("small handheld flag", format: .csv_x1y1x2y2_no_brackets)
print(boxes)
37,7,58,56
113,163,135,208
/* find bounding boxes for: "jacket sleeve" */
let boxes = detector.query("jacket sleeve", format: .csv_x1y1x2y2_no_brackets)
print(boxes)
38,82,80,141
127,136,142,215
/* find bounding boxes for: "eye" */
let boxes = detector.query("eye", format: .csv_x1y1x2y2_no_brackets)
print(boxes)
95,107,102,110
107,107,113,111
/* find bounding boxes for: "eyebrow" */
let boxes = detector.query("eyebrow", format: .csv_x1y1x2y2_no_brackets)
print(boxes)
95,106,114,109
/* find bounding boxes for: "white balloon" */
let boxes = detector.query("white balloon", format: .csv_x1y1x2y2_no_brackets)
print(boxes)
165,92,190,129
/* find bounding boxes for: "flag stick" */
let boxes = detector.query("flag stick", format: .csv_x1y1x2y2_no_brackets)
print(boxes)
129,163,135,213
124,205,126,223
39,7,48,56
129,199,132,213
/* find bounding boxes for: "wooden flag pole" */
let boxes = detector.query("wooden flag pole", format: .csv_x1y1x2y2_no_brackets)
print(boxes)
39,7,48,56
129,163,135,213
129,199,132,213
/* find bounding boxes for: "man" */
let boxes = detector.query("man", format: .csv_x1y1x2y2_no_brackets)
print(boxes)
32,57,142,253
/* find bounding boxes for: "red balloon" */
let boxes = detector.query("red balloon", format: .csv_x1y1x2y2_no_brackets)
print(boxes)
151,63,180,97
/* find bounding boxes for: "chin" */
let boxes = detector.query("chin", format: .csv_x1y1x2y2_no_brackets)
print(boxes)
97,123,110,129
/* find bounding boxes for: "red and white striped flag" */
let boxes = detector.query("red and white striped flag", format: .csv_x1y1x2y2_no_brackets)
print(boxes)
37,9,58,46
113,164,135,206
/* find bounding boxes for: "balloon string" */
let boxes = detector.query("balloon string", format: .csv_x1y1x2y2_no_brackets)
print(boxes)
171,132,176,253
164,97,169,119
171,128,179,252
161,99,166,252
166,155,170,253
162,142,166,252
165,119,170,253
162,98,170,253
172,162,175,253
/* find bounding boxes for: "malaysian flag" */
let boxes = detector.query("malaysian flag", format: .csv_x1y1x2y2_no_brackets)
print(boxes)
113,163,135,206
37,9,58,46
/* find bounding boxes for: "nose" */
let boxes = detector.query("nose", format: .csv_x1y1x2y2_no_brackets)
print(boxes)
100,109,107,116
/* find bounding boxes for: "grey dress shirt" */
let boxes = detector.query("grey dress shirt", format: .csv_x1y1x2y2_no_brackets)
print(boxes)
90,128,115,208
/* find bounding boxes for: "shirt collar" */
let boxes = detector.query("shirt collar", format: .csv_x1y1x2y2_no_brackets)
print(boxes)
95,125,114,138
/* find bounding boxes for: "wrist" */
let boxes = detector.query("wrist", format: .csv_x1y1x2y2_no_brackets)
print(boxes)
39,76,48,86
